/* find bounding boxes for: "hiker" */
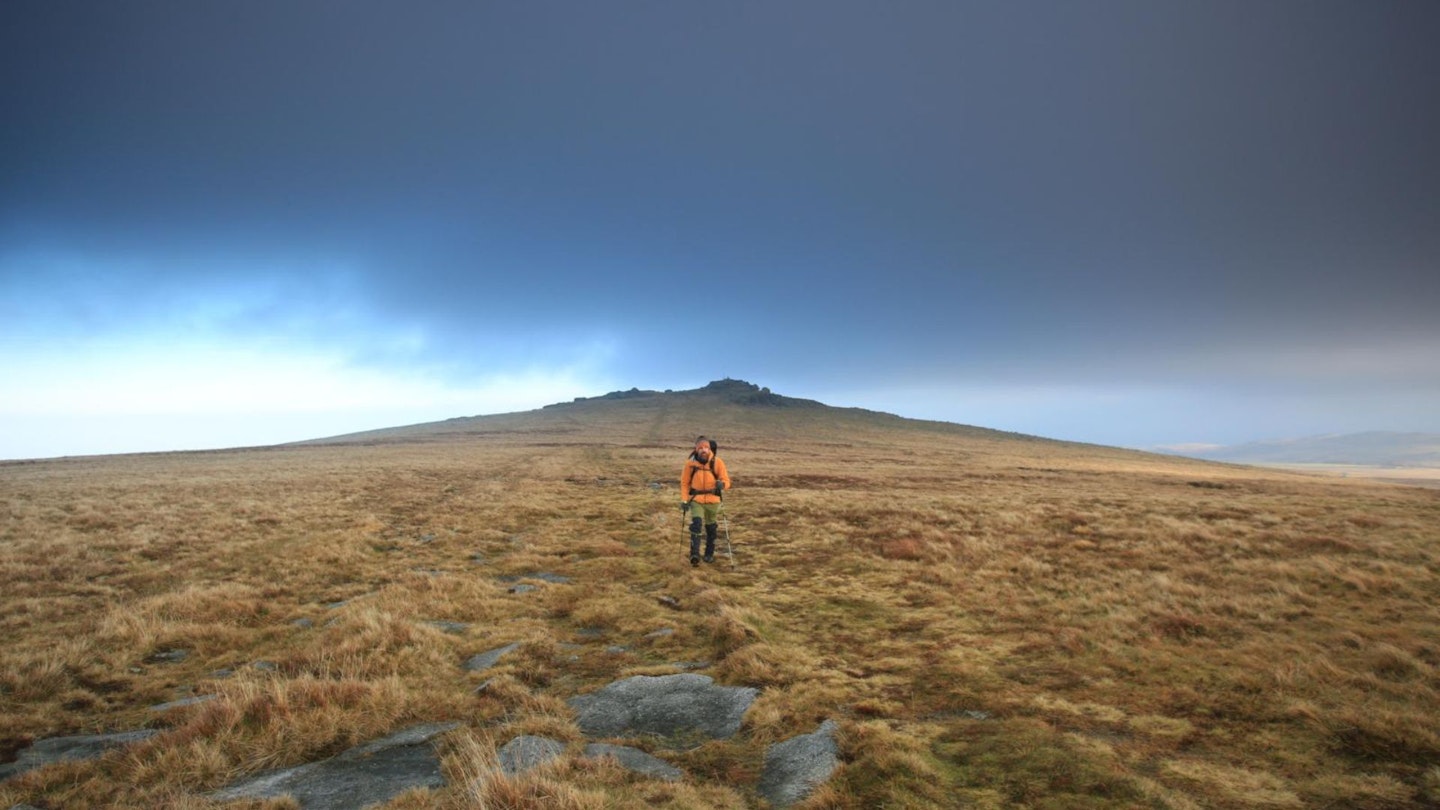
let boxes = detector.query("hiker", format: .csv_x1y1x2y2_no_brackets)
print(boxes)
681,436,731,565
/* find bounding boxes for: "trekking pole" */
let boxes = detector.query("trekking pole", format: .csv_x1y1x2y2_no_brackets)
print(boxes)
719,501,735,568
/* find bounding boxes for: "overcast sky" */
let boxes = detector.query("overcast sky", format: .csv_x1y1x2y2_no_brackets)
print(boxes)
3,1,1438,460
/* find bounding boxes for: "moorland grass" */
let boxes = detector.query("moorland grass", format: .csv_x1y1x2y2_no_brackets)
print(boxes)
2,393,1439,808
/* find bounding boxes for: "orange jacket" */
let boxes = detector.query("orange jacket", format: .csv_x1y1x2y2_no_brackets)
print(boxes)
681,454,730,504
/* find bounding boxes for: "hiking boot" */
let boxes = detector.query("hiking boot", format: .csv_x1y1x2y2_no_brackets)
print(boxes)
703,553,714,563
690,554,700,566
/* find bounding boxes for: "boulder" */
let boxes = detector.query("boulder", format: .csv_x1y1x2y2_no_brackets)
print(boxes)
0,730,159,781
568,674,757,745
464,642,520,672
209,722,458,809
757,720,841,808
582,743,683,781
423,620,469,635
495,735,565,775
497,572,571,585
149,695,218,712
146,648,188,664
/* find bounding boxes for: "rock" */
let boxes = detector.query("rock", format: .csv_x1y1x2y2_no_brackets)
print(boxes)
568,674,757,745
657,596,681,609
146,648,188,663
253,661,279,672
496,735,565,775
497,572,571,585
423,620,469,635
150,694,218,712
757,720,841,808
644,627,675,639
210,722,458,809
464,642,521,672
509,584,538,594
582,743,683,781
605,645,630,655
0,730,159,781
292,618,315,629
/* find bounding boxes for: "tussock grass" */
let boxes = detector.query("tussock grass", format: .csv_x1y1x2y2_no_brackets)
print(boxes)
3,398,1439,807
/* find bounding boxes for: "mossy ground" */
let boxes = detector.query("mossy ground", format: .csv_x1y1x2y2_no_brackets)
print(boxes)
2,396,1438,808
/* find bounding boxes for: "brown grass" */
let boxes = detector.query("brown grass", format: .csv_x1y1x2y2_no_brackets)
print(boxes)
2,394,1439,807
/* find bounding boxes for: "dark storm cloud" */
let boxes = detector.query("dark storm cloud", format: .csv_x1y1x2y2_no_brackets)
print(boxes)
2,0,1438,445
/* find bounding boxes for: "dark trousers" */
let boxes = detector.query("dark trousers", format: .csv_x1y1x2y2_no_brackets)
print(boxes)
689,517,717,557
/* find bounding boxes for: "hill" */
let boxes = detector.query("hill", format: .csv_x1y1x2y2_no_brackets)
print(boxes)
295,378,1044,450
3,381,1439,808
1183,431,1440,468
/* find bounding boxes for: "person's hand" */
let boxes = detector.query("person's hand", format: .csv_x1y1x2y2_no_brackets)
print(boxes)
713,483,724,495
681,502,690,513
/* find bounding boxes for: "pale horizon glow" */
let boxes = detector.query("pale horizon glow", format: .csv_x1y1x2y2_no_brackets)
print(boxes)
0,341,610,459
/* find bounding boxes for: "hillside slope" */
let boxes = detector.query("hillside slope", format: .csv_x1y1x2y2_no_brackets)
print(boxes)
296,378,966,447
3,381,1439,808
300,378,1162,463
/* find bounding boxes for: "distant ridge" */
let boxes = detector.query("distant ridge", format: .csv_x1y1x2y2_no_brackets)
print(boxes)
1180,431,1440,468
